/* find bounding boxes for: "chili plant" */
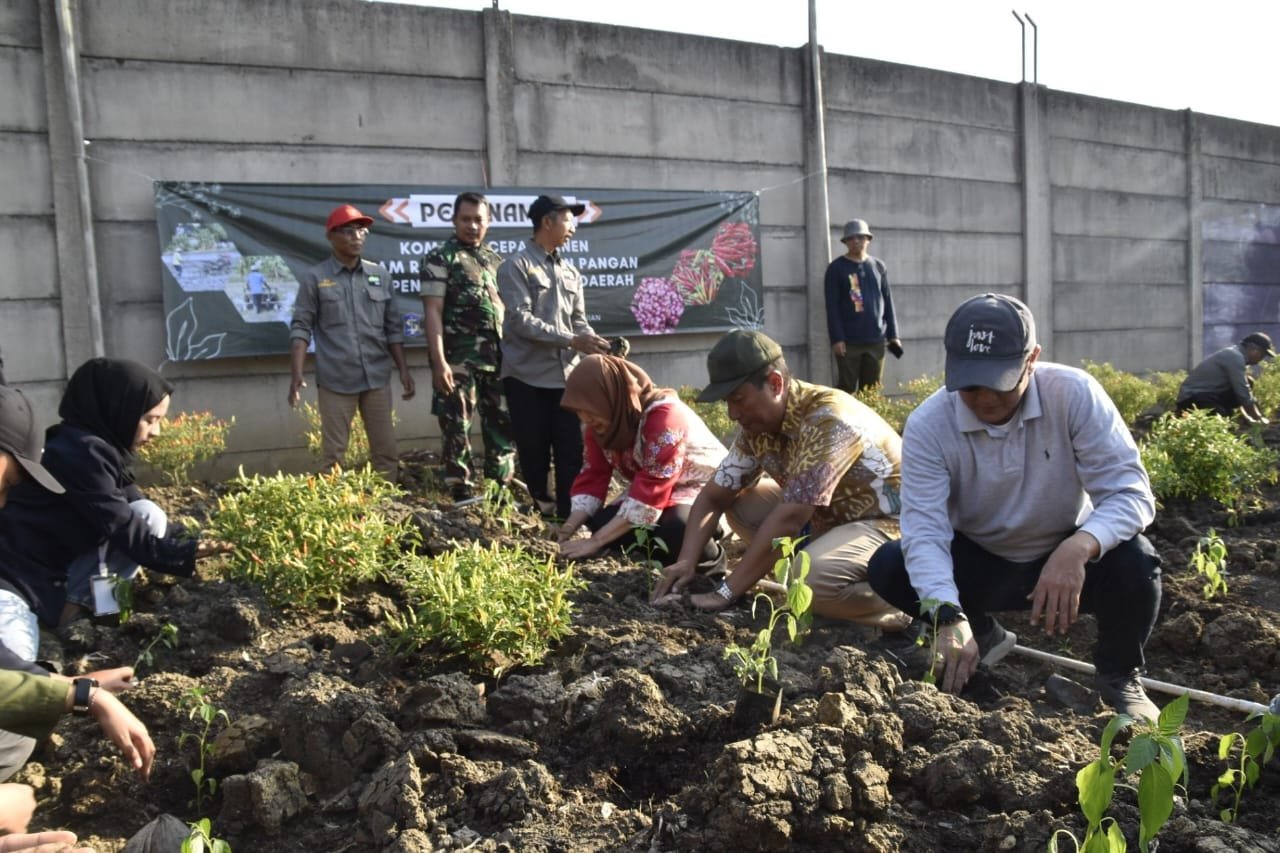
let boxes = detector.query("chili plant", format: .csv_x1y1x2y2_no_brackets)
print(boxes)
134,622,179,675
480,479,517,533
1211,710,1280,823
137,411,234,485
1048,693,1189,853
915,596,952,686
1190,529,1229,600
179,687,230,816
388,541,585,678
723,535,813,694
295,401,397,470
624,524,669,592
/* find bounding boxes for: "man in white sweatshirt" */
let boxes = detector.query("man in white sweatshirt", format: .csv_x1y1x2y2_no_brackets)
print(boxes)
867,293,1162,722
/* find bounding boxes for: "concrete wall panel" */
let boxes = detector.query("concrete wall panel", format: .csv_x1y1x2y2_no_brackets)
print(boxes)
824,56,1016,131
1053,283,1187,332
0,0,40,49
514,83,803,164
0,48,46,132
81,0,484,78
825,112,1018,183
97,221,162,302
1049,138,1186,196
862,232,1023,286
1201,156,1280,203
86,143,487,221
1052,188,1188,240
1055,327,1186,372
1199,114,1280,163
83,61,486,148
0,219,59,298
830,172,1023,233
0,135,52,214
513,16,801,105
0,301,64,382
1053,237,1186,285
1047,91,1186,151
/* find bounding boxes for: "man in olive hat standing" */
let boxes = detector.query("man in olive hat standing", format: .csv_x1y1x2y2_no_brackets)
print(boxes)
1176,331,1276,423
650,329,910,630
868,293,1163,722
497,194,610,517
288,204,415,481
824,219,902,393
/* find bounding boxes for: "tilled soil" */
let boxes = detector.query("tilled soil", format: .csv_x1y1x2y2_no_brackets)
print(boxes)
14,449,1280,852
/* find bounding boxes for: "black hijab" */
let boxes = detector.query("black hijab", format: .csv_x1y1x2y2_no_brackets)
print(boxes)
58,358,173,456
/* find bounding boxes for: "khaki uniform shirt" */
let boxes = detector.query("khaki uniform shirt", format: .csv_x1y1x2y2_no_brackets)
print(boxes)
290,255,403,394
497,244,595,388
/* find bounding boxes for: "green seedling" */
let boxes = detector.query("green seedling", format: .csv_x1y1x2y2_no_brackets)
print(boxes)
1048,694,1189,853
1211,710,1280,823
109,576,135,624
179,687,230,816
915,596,953,686
134,622,179,675
624,524,670,592
481,479,517,533
1190,529,1229,600
181,818,232,853
723,535,813,694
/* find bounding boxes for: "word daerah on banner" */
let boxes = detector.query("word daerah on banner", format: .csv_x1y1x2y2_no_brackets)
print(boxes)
154,183,764,361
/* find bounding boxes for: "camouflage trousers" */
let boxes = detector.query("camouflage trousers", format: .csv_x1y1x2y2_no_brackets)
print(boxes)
432,366,515,487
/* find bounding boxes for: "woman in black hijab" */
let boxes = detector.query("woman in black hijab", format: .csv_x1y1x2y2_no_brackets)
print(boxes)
0,359,227,654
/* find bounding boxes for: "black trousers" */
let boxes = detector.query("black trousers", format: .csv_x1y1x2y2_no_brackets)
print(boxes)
867,532,1162,676
587,503,720,566
502,378,583,518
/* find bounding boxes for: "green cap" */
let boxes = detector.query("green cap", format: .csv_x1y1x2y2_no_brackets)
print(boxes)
697,330,783,402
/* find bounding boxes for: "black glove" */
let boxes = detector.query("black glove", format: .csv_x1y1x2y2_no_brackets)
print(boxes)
887,340,904,359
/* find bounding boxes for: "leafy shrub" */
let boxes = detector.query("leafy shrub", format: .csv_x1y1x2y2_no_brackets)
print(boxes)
855,373,942,434
1147,369,1187,414
677,385,737,444
1249,363,1280,418
137,411,234,484
209,467,414,609
1140,409,1278,518
295,401,397,469
388,541,585,678
1082,360,1162,426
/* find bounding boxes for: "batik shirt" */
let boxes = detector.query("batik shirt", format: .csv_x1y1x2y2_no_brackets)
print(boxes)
713,379,902,536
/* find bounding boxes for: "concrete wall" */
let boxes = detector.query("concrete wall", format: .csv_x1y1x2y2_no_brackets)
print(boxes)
4,0,1280,476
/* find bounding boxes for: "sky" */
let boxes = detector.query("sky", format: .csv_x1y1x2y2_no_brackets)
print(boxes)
375,0,1280,129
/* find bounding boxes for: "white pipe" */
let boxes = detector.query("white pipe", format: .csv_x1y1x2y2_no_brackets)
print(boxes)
1010,644,1273,717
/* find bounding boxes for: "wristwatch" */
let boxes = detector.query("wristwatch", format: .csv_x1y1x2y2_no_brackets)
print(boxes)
71,677,99,716
933,604,967,626
714,579,735,602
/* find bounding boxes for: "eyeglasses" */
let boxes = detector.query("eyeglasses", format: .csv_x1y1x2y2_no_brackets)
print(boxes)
333,225,369,237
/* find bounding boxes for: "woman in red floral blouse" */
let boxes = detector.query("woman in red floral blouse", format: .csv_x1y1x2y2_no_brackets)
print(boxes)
557,355,727,568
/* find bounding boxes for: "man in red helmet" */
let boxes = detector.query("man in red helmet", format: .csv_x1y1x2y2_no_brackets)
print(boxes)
288,204,415,481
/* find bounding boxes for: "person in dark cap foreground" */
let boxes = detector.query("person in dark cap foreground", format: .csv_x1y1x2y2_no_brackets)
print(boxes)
1176,332,1276,424
497,194,610,517
650,330,911,630
867,293,1163,722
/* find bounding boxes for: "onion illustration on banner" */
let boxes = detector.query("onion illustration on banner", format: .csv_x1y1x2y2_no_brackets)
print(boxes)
630,221,760,334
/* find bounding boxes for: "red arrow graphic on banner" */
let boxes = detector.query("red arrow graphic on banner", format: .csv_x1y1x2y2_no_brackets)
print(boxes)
578,201,603,224
379,198,411,224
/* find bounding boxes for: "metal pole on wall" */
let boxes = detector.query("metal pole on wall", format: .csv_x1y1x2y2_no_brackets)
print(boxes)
805,0,833,385
55,0,105,359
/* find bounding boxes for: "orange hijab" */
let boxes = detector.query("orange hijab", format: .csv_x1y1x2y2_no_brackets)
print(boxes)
561,355,672,451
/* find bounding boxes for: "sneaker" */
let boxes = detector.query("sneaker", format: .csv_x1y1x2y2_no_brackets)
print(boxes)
1094,670,1160,724
449,482,474,502
974,618,1017,667
695,543,727,577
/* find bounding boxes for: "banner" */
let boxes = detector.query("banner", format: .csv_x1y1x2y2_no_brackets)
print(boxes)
153,183,763,361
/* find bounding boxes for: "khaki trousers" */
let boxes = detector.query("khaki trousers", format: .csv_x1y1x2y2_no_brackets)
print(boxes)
726,478,912,630
318,384,399,482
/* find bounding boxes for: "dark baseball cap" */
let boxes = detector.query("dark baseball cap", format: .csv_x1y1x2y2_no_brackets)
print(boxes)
0,386,64,494
944,293,1037,392
528,194,586,223
697,330,783,402
1241,332,1277,359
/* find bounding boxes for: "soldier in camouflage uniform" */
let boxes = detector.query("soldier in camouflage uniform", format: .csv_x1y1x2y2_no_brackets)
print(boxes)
421,192,515,501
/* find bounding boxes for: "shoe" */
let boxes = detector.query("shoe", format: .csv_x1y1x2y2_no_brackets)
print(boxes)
974,618,1017,667
695,543,727,577
1094,670,1160,724
450,482,474,502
